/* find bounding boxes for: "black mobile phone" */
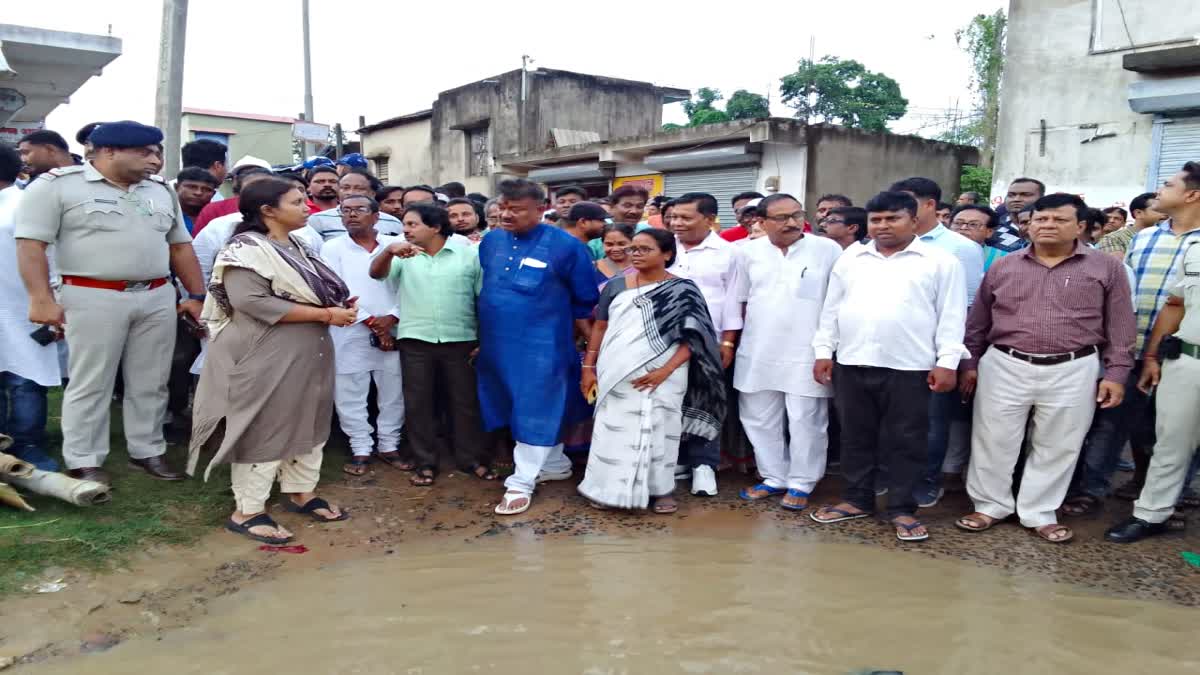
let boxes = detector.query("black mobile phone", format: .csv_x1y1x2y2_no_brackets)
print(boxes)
29,325,57,346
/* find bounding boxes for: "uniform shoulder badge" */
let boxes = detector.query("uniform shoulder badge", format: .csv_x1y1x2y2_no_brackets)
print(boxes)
42,166,85,180
147,174,167,184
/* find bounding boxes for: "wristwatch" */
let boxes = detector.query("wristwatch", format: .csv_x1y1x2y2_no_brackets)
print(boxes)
187,292,207,301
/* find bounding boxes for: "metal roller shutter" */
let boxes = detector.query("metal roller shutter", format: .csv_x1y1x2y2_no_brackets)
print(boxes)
664,166,759,230
1151,116,1200,189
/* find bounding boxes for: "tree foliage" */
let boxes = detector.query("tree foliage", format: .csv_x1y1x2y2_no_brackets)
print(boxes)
949,10,1006,165
779,57,908,132
725,90,770,120
682,87,724,122
960,165,993,197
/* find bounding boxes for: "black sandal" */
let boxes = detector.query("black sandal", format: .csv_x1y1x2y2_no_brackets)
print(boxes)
225,513,294,544
467,463,499,481
410,467,436,487
343,457,370,476
283,497,349,522
1060,494,1101,517
377,451,415,471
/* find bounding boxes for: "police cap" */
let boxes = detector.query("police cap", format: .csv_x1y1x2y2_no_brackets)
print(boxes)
88,121,165,148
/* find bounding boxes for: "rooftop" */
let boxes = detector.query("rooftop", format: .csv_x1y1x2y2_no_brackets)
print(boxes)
0,23,122,124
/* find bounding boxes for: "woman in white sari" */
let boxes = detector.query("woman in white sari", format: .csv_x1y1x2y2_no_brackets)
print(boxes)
577,230,725,513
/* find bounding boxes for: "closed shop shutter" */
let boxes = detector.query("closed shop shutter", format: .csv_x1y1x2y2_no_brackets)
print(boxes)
664,165,759,230
1150,115,1200,189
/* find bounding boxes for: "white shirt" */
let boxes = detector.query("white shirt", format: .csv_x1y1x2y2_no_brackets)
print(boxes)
813,238,969,371
0,186,61,386
734,235,843,397
320,234,401,375
307,207,403,240
668,231,744,334
194,212,242,286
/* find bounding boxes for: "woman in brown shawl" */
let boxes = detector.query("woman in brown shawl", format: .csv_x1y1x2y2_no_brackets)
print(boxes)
189,178,358,544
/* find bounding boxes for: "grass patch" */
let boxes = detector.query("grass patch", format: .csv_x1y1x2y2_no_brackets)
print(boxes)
0,388,345,595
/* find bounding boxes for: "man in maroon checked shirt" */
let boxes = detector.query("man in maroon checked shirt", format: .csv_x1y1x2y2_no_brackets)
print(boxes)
955,192,1135,545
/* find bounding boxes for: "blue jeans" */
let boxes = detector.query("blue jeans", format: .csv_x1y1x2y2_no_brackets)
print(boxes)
919,390,966,493
1069,363,1153,499
0,372,50,464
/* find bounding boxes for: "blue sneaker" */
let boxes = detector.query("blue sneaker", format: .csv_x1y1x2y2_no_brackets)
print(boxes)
915,483,945,509
1116,458,1136,472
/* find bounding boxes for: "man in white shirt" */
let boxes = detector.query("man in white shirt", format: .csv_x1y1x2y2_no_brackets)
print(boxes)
319,195,405,475
0,146,62,471
668,192,744,497
734,193,843,510
890,177,984,508
811,190,968,542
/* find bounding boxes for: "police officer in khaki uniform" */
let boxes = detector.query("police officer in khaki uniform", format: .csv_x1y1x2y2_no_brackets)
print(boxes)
14,121,207,486
1106,161,1200,543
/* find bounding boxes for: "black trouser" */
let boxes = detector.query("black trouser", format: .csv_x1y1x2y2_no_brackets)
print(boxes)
167,321,201,419
834,364,930,518
398,339,488,471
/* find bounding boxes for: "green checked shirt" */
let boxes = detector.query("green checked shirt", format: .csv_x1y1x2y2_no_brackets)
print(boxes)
387,237,482,343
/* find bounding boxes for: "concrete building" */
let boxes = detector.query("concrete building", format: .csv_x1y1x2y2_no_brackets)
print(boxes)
993,0,1200,208
358,68,688,192
180,108,301,168
0,23,121,141
499,119,979,228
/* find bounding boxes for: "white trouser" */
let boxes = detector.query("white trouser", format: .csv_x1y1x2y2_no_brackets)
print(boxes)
231,443,324,514
333,371,405,457
1134,354,1200,523
505,442,570,494
738,390,828,493
967,348,1099,527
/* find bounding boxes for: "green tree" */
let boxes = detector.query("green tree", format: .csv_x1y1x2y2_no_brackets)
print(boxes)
959,165,993,197
725,90,770,120
682,87,724,122
953,10,1006,167
779,57,908,132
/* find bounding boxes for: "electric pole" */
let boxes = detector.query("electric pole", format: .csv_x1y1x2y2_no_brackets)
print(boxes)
154,0,188,178
302,0,315,157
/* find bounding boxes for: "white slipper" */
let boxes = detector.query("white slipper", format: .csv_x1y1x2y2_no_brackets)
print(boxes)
536,468,572,484
494,490,532,516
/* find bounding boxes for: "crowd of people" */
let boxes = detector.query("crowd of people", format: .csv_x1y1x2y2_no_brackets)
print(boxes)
1,119,1198,547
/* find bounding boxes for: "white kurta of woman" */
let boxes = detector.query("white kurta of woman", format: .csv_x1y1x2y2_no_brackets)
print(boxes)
733,234,845,494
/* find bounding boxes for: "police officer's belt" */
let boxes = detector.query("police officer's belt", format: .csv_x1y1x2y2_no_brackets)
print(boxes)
1182,341,1200,360
994,344,1098,365
62,275,170,292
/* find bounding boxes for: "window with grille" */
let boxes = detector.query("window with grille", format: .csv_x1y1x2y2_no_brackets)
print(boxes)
374,157,389,183
468,127,490,177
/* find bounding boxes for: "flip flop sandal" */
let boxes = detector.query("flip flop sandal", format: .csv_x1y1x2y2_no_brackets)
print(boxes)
376,452,415,472
466,463,499,481
1059,495,1101,517
955,512,998,532
343,457,370,476
283,497,349,522
1033,524,1074,543
894,519,930,542
652,498,678,514
410,468,436,487
225,514,293,545
739,483,787,501
810,506,871,524
495,490,532,516
780,489,810,511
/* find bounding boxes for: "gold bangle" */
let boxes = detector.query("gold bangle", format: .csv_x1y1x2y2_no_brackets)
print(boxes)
582,365,596,369
721,341,736,348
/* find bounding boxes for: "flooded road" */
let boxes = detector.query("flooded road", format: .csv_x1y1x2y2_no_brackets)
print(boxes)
25,524,1199,675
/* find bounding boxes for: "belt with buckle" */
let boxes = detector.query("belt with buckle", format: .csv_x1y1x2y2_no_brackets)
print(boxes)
994,344,1098,365
62,275,169,292
1183,341,1200,360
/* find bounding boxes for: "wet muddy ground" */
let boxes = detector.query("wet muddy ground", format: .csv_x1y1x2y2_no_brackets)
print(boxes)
1,465,1197,671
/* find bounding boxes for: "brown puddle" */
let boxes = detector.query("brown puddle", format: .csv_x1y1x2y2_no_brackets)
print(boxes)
21,521,1200,675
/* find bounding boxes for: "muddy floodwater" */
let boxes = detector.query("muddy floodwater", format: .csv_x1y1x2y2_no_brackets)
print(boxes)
24,525,1199,675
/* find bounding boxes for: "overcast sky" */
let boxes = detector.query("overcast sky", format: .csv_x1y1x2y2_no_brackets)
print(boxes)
10,0,1005,153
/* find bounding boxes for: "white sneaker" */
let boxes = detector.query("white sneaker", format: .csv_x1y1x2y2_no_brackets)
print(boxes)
536,468,573,484
691,465,718,496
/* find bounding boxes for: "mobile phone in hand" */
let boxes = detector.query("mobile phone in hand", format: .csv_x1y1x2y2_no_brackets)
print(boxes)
29,325,57,346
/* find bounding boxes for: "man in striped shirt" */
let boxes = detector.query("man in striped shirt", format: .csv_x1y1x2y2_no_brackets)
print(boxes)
956,193,1135,544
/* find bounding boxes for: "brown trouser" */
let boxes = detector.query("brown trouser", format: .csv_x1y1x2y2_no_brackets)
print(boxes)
397,339,489,472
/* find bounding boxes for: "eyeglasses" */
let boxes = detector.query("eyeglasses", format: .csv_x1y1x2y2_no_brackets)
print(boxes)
763,212,805,225
623,245,658,255
820,218,845,227
950,220,987,230
338,206,373,215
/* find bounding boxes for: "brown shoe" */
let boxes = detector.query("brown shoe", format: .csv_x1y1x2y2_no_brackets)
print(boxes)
128,456,185,481
67,467,112,486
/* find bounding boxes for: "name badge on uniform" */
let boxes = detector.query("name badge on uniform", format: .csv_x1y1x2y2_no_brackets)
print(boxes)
94,198,119,205
519,257,548,269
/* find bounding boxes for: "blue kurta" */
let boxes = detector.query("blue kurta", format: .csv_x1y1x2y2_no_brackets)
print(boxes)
477,225,600,446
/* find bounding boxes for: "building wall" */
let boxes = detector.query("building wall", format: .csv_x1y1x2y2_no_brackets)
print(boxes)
757,143,807,200
992,0,1200,209
360,117,434,187
181,114,295,167
804,125,974,211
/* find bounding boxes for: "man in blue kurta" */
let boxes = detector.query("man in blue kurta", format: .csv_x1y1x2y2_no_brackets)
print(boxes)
479,179,599,515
